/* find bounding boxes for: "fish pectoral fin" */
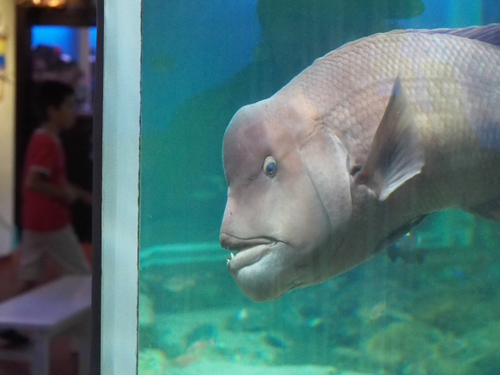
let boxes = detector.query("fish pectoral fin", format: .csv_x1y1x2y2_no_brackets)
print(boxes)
354,77,424,201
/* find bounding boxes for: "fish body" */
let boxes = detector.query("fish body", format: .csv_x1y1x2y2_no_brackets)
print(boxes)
220,25,500,302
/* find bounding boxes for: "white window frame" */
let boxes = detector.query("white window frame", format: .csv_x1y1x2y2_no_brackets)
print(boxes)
101,0,141,373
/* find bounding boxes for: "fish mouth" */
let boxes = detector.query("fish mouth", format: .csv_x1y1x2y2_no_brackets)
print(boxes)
220,233,277,271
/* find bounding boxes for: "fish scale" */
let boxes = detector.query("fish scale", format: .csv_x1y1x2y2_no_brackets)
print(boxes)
287,31,500,194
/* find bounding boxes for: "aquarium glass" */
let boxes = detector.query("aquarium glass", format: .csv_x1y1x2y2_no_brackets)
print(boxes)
138,1,500,374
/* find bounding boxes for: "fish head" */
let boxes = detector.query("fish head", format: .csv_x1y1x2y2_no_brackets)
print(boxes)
220,94,353,302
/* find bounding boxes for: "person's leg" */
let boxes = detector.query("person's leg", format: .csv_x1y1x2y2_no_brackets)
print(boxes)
44,225,91,276
17,230,47,293
2,230,47,346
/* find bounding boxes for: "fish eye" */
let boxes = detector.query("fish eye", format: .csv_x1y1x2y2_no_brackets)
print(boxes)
263,156,277,177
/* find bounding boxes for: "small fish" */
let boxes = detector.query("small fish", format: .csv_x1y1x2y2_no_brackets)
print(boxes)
163,275,196,293
450,269,467,280
358,301,413,322
263,333,288,349
386,232,429,264
220,25,500,302
236,308,249,320
172,340,213,367
185,324,217,347
443,268,467,280
367,301,388,321
306,317,323,328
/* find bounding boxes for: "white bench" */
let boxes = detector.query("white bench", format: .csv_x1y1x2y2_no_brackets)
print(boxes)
0,275,92,375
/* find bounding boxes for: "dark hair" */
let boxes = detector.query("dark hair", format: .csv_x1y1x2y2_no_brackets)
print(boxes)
36,80,75,122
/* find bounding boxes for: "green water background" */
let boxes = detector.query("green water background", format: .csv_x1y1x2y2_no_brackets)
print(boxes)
138,1,500,374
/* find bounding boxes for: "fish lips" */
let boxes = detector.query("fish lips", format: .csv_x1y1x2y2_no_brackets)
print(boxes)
220,234,275,271
220,234,296,301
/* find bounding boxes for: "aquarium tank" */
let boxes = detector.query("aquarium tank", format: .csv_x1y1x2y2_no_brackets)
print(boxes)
137,0,500,374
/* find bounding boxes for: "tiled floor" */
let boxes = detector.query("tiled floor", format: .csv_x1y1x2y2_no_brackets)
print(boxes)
0,245,92,375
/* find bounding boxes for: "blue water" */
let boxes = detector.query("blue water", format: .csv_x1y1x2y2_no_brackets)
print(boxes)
139,1,500,374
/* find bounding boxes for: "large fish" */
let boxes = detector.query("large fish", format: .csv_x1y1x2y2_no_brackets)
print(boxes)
220,24,500,302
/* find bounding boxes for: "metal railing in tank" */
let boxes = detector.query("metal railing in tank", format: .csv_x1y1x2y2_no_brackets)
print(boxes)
140,242,225,268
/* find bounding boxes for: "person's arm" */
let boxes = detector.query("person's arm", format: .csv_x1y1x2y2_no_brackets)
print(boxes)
68,183,93,205
26,134,92,205
26,170,80,205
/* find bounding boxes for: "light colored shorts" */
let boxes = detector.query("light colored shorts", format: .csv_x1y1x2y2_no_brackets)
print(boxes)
18,225,91,282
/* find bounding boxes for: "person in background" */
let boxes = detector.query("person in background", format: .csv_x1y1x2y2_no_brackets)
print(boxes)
17,80,92,293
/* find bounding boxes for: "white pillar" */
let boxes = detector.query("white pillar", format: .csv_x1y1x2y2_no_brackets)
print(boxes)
101,0,141,374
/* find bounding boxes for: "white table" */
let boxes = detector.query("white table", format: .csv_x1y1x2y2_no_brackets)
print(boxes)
0,275,92,375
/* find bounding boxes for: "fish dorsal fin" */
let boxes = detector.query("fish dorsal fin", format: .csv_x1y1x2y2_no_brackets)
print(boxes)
421,23,500,47
354,78,425,201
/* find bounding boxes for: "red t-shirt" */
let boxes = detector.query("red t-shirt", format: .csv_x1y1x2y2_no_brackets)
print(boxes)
22,129,71,232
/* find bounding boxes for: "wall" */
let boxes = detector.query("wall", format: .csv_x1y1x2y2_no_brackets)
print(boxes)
0,0,15,256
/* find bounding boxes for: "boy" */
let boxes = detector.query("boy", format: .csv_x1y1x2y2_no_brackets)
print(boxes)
17,80,92,293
